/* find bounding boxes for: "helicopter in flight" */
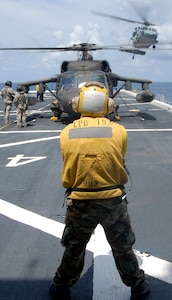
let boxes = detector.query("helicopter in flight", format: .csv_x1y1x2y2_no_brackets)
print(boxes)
91,9,158,58
0,42,154,120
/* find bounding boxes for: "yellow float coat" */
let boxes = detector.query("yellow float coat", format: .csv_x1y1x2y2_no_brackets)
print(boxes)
60,117,128,199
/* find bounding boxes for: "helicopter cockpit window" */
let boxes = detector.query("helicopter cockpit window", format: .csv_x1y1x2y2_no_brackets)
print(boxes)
90,73,108,88
59,75,77,90
77,74,90,88
77,73,108,89
59,72,108,91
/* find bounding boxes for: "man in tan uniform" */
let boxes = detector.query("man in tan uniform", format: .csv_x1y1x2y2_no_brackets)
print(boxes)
1,80,15,125
14,86,28,128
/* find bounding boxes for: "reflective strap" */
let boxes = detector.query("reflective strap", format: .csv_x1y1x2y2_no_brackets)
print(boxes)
69,127,112,139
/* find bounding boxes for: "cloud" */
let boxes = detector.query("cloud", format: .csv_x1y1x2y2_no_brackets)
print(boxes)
0,0,172,82
69,25,84,45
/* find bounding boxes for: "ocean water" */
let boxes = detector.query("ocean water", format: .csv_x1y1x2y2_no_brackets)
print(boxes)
150,82,172,104
0,82,172,104
132,82,172,104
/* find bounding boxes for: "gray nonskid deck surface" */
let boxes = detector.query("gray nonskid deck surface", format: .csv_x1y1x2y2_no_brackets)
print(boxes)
0,91,172,299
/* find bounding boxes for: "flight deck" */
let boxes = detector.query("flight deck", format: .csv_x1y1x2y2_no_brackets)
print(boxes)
0,90,172,299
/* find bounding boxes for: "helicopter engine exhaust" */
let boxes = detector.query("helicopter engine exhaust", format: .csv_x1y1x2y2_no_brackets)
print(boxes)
136,90,155,103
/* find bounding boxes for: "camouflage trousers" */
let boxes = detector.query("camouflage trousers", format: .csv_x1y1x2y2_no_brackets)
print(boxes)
16,107,27,127
54,197,145,288
4,103,12,124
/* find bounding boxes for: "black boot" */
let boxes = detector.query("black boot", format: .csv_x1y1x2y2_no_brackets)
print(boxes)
130,280,150,299
49,282,71,300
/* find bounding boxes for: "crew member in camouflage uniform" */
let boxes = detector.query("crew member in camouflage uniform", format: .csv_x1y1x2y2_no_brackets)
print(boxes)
13,86,28,128
1,80,15,125
49,82,150,300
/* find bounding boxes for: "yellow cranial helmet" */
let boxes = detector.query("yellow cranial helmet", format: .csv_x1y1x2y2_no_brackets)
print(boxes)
72,81,114,117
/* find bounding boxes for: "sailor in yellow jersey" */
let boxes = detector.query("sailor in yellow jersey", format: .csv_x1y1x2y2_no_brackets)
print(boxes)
49,82,149,300
61,111,128,200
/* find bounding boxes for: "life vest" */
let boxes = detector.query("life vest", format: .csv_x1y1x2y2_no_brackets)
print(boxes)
60,117,128,200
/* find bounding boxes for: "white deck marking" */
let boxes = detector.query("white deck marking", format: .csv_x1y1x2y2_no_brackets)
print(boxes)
0,130,62,133
1,199,172,300
87,225,130,299
127,128,172,132
87,225,172,299
0,135,60,148
0,199,65,238
6,154,47,167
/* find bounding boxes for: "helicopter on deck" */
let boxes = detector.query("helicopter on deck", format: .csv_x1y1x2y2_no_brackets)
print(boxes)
0,42,154,120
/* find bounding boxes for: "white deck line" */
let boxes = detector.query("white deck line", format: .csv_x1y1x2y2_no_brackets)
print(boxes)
1,199,172,299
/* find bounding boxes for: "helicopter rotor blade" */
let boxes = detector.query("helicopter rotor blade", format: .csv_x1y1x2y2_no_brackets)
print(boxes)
129,1,155,26
91,8,155,27
91,10,145,25
0,45,102,52
0,47,79,51
2,42,172,58
0,43,127,52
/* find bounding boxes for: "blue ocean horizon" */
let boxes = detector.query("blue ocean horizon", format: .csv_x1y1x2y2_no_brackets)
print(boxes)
0,81,172,104
150,82,172,104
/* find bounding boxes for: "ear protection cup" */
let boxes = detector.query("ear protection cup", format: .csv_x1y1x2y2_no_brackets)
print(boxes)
72,96,80,112
107,98,115,114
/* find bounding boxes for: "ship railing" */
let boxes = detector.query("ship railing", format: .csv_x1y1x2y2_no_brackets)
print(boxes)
155,94,171,104
153,94,172,112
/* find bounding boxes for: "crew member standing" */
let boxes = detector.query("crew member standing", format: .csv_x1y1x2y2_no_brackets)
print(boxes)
13,86,28,128
49,82,149,300
36,82,45,101
36,84,40,99
1,80,15,125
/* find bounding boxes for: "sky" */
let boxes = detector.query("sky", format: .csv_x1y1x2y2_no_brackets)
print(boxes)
0,0,172,84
